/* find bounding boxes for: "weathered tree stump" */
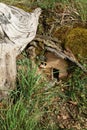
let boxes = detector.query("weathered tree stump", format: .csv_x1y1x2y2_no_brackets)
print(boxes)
0,3,41,99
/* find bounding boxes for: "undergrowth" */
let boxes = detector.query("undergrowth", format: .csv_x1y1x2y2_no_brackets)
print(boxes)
0,57,87,130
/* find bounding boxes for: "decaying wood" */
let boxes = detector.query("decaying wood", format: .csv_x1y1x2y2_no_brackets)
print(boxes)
34,35,87,73
0,3,41,99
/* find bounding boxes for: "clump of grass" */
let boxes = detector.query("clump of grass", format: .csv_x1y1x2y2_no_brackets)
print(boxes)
66,63,87,117
0,58,43,130
17,58,41,99
75,0,87,24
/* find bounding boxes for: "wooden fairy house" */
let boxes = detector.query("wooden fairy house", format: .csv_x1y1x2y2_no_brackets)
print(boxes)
29,37,86,81
39,51,68,80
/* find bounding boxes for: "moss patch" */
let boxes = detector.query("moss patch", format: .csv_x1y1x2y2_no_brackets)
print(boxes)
53,26,71,47
65,27,87,58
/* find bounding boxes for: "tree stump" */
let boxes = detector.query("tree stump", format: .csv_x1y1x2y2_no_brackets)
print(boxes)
0,3,41,100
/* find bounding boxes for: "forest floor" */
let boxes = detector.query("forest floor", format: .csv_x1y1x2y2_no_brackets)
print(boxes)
0,1,87,130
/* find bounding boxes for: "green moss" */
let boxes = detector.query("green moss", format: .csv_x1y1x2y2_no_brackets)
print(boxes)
65,27,87,58
53,26,71,47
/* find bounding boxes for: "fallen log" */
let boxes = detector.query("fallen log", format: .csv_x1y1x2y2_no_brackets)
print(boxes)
0,3,41,100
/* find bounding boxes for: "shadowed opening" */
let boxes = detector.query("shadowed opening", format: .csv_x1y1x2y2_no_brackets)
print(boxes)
53,68,59,80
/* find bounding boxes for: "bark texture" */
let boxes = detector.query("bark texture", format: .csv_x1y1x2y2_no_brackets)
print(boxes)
0,3,41,99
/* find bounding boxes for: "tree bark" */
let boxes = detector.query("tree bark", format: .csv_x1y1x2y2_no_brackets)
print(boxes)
0,3,41,100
